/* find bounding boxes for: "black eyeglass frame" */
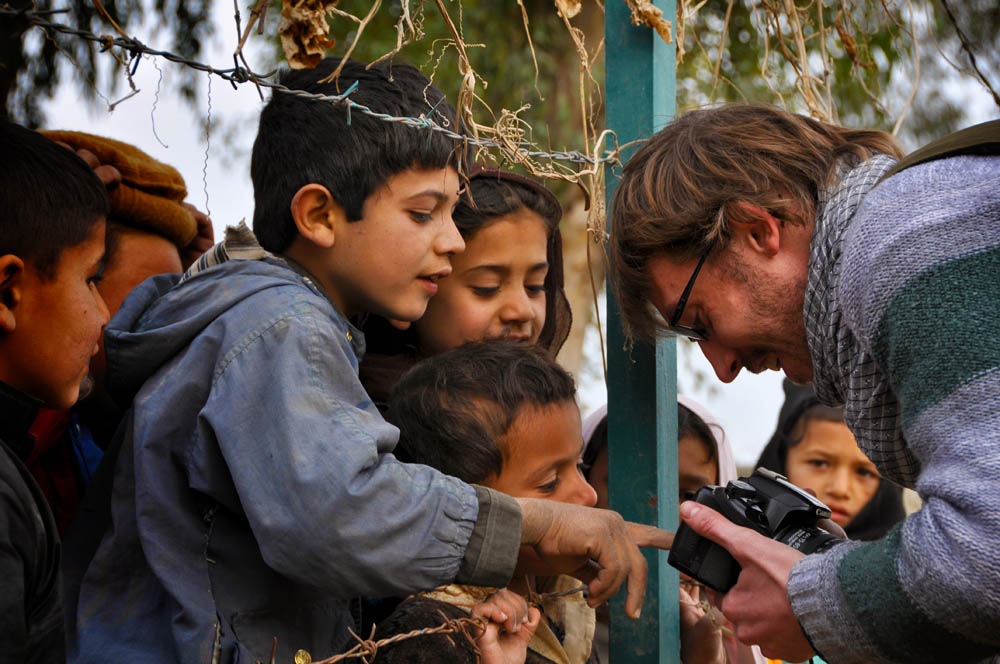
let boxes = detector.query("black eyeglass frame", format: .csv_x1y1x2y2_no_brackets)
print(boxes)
665,247,711,342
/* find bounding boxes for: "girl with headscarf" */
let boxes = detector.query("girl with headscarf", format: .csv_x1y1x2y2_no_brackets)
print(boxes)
582,397,765,664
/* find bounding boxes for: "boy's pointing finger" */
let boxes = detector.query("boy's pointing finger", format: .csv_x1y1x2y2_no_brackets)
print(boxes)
627,522,674,550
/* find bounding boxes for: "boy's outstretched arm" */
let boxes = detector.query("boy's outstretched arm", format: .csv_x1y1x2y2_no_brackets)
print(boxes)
516,498,674,618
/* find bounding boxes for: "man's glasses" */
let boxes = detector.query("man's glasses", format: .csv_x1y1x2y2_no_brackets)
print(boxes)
665,248,711,342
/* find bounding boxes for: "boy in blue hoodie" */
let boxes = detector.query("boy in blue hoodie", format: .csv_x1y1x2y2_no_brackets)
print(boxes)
68,57,669,663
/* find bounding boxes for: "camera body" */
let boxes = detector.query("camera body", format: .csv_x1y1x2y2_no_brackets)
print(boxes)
668,467,842,592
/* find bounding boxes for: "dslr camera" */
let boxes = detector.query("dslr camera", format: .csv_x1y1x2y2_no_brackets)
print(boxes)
668,467,842,592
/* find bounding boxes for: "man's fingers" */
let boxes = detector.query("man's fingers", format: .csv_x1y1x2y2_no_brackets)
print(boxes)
679,501,765,566
818,517,847,539
627,522,674,550
93,164,123,188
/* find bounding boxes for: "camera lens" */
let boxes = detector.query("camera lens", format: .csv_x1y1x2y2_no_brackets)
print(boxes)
777,525,840,555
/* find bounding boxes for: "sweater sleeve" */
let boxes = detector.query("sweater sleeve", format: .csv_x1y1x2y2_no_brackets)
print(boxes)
203,302,518,597
788,155,1000,663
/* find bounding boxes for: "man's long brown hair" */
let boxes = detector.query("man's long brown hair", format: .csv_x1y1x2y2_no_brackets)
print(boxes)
608,103,902,342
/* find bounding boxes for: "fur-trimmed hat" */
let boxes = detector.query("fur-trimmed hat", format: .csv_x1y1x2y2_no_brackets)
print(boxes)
42,130,196,247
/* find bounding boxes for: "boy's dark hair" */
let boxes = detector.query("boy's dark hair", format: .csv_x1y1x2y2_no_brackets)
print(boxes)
386,340,577,484
678,403,718,463
0,121,108,278
251,57,462,253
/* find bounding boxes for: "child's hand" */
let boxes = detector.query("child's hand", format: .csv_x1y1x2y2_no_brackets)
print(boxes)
679,582,726,664
470,589,540,664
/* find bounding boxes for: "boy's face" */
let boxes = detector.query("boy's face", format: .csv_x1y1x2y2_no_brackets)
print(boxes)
329,167,464,320
0,220,109,409
486,400,598,507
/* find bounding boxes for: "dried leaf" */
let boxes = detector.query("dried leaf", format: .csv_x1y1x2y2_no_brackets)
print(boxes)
625,0,673,45
279,0,338,69
554,0,582,20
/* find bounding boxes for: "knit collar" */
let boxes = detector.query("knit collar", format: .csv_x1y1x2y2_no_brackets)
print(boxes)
803,154,897,407
0,381,43,459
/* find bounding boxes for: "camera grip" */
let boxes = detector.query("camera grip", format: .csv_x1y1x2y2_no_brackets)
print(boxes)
668,521,741,593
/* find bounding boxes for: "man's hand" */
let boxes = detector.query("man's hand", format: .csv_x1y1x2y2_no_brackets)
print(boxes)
472,589,540,664
53,141,122,188
179,203,215,269
516,498,673,619
680,501,814,662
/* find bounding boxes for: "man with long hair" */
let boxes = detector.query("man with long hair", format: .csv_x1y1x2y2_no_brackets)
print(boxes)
608,104,1000,663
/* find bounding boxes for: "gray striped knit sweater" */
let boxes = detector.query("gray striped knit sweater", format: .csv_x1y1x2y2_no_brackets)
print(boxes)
787,153,1000,663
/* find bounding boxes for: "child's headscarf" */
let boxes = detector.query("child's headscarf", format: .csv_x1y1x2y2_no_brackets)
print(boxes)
756,378,906,541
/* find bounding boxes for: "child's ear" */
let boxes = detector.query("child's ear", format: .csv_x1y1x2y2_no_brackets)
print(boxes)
290,184,345,249
731,201,781,257
0,255,25,334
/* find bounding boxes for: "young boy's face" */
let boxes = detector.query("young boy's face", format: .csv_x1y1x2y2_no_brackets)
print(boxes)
486,400,598,507
0,220,109,409
330,167,464,321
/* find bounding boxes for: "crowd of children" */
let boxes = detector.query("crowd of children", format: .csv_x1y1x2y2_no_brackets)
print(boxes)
1,55,674,664
2,52,910,664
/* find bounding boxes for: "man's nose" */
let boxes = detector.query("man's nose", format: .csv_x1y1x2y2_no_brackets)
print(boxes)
697,340,742,383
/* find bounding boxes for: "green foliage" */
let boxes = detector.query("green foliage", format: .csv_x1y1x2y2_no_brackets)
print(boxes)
275,0,604,172
1,0,212,127
677,0,998,150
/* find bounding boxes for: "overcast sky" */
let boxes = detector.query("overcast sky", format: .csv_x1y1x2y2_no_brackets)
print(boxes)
36,3,998,467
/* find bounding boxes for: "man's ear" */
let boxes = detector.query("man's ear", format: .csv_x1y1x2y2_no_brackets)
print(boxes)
290,184,345,249
0,255,25,334
730,201,782,257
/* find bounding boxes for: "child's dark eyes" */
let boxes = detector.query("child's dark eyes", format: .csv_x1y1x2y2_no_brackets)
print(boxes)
410,211,433,223
526,284,545,296
88,262,105,286
471,286,499,297
537,477,559,493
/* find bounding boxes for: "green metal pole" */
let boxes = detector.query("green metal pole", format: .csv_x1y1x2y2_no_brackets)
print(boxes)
605,1,678,662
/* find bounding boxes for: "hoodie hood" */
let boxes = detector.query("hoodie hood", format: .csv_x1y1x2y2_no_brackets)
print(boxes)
103,257,312,408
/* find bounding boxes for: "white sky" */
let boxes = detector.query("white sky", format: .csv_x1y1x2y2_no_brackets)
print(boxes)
36,3,997,467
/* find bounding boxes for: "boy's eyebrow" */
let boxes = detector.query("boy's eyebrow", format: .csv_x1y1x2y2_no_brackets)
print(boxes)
525,439,586,483
404,189,455,204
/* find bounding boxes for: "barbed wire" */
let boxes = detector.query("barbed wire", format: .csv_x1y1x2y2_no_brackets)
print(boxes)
275,583,589,664
2,5,621,169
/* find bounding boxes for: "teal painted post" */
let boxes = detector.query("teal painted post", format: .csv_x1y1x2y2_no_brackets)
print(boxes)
605,1,679,662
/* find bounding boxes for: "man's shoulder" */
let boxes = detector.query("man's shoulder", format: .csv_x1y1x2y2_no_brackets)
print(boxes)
842,154,1000,298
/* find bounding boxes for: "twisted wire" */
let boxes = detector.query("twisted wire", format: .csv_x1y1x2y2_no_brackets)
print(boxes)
4,6,619,168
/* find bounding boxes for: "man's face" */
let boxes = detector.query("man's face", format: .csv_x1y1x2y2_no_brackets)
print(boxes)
327,167,465,321
98,227,184,319
89,227,183,390
1,220,110,409
648,245,813,384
